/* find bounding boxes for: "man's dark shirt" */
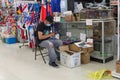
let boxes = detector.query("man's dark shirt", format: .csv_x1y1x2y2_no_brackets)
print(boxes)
36,22,51,44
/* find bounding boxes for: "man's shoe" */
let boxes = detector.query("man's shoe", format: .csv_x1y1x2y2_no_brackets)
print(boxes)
49,62,59,67
57,57,60,61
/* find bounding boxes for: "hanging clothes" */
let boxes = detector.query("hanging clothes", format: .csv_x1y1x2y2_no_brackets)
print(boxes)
51,0,61,12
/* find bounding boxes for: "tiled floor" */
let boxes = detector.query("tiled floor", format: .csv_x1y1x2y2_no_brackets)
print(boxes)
0,43,119,80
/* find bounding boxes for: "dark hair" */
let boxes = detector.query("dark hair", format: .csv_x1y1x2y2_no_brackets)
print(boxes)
45,16,53,23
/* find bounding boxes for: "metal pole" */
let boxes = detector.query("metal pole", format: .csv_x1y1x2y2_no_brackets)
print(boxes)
102,21,105,63
118,2,120,60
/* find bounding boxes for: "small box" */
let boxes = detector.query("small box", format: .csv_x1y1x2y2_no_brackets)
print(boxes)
5,37,16,44
60,45,81,68
65,15,73,22
116,61,120,73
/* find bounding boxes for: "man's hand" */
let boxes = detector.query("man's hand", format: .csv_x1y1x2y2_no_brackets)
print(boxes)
49,32,55,37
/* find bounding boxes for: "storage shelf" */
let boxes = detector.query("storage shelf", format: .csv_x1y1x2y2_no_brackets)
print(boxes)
60,19,116,63
60,19,115,24
91,51,114,63
91,51,113,59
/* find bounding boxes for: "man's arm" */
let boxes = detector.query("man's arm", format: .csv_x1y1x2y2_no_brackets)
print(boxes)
38,31,55,40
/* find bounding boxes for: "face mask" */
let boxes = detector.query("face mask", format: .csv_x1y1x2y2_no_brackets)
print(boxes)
46,24,51,27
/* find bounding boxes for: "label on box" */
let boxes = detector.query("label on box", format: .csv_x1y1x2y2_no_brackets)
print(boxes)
86,19,93,25
66,32,72,37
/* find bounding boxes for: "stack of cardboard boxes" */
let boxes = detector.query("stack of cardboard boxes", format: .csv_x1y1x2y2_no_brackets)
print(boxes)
69,43,93,64
59,42,94,68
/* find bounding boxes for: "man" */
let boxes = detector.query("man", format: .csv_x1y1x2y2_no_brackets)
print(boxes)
36,16,63,67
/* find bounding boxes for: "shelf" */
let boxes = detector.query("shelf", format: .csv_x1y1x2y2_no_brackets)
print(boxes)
90,51,114,63
60,19,115,24
91,51,113,59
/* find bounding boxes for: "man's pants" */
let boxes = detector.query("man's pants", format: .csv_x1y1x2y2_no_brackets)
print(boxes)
39,39,63,64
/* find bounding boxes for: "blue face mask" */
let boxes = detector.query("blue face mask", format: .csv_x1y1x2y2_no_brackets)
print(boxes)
46,24,51,27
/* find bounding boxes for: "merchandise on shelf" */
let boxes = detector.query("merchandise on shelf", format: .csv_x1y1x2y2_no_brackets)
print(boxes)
80,8,113,20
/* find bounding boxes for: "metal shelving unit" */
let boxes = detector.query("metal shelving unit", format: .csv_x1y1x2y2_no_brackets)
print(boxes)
60,19,116,63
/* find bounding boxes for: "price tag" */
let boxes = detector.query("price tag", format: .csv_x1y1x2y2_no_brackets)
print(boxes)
86,19,93,25
87,38,93,44
54,17,61,22
66,32,72,37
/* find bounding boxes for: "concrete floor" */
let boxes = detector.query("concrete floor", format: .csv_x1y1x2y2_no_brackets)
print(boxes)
0,43,119,80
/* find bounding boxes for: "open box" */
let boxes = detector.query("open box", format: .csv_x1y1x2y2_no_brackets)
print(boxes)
59,45,81,68
69,42,94,64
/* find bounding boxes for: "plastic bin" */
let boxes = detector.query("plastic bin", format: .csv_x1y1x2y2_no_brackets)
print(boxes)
5,37,16,44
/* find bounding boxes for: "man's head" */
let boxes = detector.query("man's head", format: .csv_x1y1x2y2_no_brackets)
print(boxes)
44,16,53,27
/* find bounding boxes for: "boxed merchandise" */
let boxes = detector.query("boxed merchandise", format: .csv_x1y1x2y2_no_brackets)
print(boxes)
116,61,120,73
60,45,81,68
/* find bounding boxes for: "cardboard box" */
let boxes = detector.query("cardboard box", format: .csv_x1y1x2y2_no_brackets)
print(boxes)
69,44,81,52
76,13,80,21
116,61,120,73
69,42,93,64
65,15,73,22
72,16,75,21
88,47,94,53
69,43,93,53
81,52,90,64
60,45,81,68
